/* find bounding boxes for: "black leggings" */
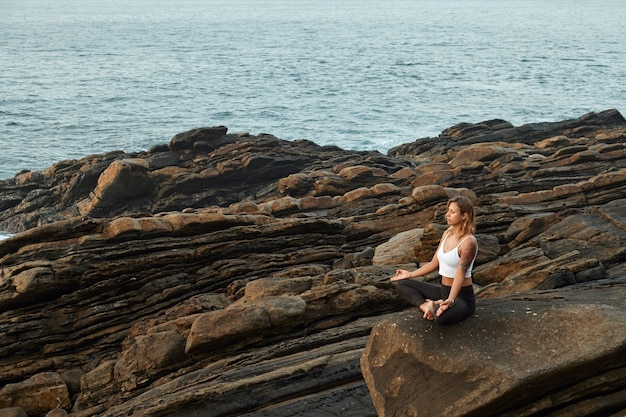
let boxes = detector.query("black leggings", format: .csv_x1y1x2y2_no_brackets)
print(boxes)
395,280,476,324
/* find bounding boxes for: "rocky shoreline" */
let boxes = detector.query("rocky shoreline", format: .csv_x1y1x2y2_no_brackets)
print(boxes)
0,109,625,416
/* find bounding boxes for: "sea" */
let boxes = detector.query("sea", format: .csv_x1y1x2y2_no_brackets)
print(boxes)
1,0,625,181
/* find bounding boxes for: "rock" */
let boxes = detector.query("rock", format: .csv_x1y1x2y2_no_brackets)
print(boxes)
0,372,70,416
77,158,156,217
0,409,28,417
372,228,424,266
449,144,521,168
114,331,187,391
360,280,626,417
75,361,117,412
474,198,626,297
168,126,230,151
244,276,315,301
503,212,562,247
411,184,449,206
0,110,625,416
185,296,307,355
45,410,69,417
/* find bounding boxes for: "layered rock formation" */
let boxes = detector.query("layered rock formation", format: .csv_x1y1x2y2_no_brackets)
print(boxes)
0,109,625,416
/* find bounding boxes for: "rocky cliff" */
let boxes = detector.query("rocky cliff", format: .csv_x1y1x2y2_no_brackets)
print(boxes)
0,109,625,417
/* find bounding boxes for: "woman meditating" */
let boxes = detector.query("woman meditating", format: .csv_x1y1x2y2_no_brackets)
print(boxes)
391,195,478,324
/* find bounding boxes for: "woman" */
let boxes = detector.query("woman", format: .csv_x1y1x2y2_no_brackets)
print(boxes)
391,195,478,324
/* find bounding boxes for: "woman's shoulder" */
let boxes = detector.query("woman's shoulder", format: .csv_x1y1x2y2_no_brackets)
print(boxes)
462,233,477,243
459,234,478,251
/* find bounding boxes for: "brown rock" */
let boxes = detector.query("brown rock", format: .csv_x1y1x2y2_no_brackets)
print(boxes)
0,408,28,417
114,331,187,391
0,372,70,416
372,228,424,266
449,144,519,168
45,410,68,417
168,126,229,151
74,361,117,412
411,184,449,206
78,159,156,216
361,282,626,417
244,276,314,302
185,296,306,355
344,186,375,202
0,110,625,416
338,165,387,180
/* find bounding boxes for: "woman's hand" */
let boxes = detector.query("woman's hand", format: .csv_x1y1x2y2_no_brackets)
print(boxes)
391,269,411,282
436,298,455,316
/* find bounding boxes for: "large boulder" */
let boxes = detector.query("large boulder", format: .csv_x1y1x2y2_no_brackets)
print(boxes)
361,279,626,417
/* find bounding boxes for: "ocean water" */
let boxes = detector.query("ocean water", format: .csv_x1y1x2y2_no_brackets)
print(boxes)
1,0,625,180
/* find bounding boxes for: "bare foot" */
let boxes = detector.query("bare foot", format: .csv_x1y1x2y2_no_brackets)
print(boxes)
420,300,436,321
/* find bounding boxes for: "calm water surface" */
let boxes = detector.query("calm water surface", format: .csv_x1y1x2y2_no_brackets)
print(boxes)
1,0,625,179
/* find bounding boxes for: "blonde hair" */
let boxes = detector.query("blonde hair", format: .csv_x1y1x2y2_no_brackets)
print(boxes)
448,195,475,236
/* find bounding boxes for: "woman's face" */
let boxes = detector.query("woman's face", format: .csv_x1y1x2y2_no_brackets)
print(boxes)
445,202,466,226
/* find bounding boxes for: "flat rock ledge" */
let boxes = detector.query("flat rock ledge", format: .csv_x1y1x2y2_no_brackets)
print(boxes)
361,279,626,417
0,109,625,416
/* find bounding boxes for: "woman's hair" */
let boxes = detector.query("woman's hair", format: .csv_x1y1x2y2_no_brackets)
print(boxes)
448,195,475,236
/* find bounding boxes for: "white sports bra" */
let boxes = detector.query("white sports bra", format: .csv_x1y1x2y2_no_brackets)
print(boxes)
437,232,477,278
